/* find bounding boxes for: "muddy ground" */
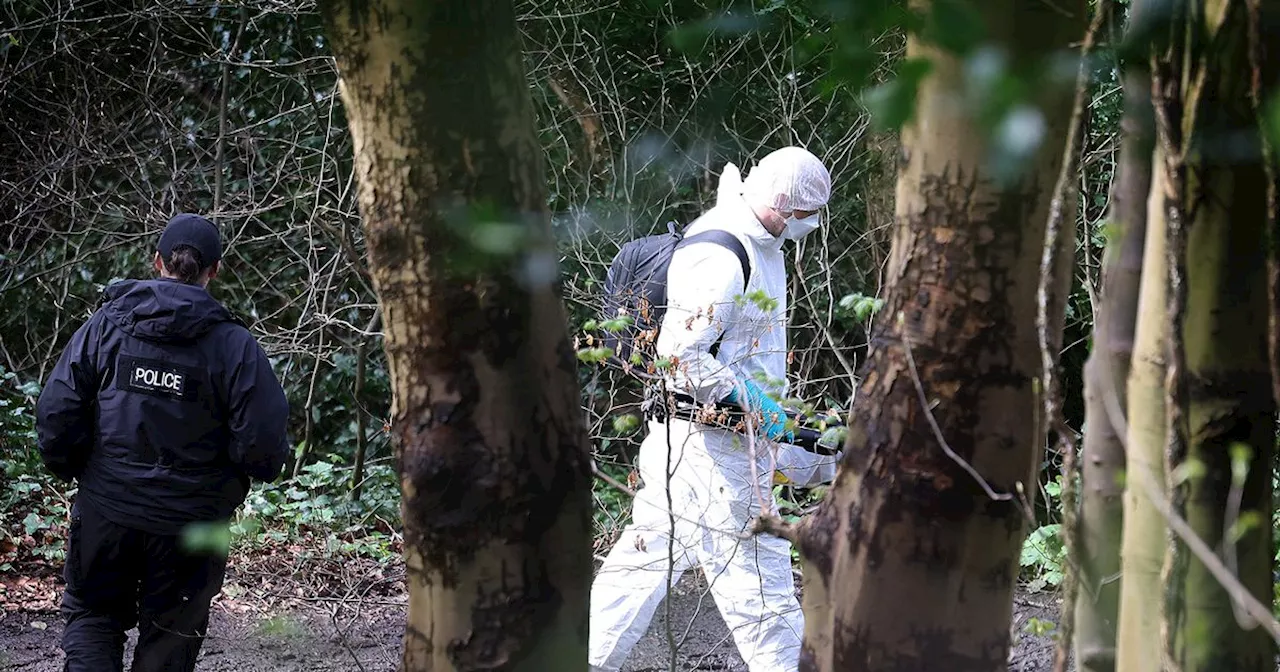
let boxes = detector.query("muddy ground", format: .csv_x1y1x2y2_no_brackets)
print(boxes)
0,569,1061,671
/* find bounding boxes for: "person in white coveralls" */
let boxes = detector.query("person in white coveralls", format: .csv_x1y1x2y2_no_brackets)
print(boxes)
588,146,836,672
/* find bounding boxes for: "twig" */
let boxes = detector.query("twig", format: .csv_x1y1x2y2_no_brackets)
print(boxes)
897,311,1019,506
214,7,248,218
750,513,799,545
590,460,636,498
1131,460,1280,645
662,395,679,672
1095,334,1280,647
800,271,860,395
1036,4,1111,669
1222,449,1251,628
329,602,368,672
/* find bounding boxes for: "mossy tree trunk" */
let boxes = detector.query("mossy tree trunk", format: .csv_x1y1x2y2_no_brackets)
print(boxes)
1161,0,1275,666
318,1,595,670
789,2,1085,670
1073,4,1155,668
1116,1,1277,669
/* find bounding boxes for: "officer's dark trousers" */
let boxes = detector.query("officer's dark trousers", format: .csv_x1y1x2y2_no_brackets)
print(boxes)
60,499,227,672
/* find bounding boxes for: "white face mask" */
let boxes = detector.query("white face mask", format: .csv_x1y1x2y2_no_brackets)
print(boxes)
782,213,821,240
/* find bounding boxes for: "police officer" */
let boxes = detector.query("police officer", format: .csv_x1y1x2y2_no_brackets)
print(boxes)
35,213,290,672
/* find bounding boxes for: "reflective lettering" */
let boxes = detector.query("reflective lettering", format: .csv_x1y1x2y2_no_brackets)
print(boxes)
131,365,184,392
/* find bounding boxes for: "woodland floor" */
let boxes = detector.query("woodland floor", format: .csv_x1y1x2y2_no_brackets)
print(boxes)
0,545,1062,672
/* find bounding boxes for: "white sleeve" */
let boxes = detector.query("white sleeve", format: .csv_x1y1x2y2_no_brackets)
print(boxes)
656,242,745,404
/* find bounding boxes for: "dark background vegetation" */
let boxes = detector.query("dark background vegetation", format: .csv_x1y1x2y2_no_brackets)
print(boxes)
1,0,1130,603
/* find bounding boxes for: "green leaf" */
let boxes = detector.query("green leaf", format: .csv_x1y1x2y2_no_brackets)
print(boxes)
1228,510,1264,544
612,414,641,435
601,316,634,332
1229,442,1253,486
1023,617,1057,637
22,512,41,536
180,521,232,557
576,347,614,363
1171,458,1206,487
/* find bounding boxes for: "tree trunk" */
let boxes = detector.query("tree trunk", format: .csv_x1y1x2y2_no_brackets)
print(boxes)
1072,20,1154,670
1161,1,1276,666
1170,135,1275,671
318,1,595,670
790,2,1085,670
1117,2,1278,667
1113,146,1170,672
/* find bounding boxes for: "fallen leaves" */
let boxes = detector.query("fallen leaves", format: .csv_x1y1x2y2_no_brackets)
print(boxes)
0,574,61,615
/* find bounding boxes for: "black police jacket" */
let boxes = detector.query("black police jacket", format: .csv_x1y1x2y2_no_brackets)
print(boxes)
35,277,290,535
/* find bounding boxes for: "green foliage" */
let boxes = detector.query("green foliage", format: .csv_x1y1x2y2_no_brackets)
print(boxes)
0,0,1137,596
0,366,40,453
1021,477,1067,593
238,456,399,543
836,292,884,325
180,521,233,558
0,368,69,571
612,414,642,436
592,456,634,538
1023,617,1058,638
1021,523,1066,593
255,614,307,640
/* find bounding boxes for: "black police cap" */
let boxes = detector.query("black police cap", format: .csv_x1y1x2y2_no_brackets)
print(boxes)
157,213,222,266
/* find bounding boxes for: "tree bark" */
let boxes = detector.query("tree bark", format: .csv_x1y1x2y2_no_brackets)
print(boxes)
1113,146,1170,672
1171,134,1275,671
318,1,595,670
791,2,1085,670
1117,3,1279,668
1161,1,1276,667
1072,17,1155,670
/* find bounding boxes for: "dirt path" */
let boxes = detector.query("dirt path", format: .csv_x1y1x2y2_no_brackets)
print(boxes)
1,571,1061,671
0,600,406,671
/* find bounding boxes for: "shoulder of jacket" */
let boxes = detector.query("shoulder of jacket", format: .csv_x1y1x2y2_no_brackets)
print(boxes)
671,238,747,270
225,310,250,330
204,313,257,350
81,305,113,335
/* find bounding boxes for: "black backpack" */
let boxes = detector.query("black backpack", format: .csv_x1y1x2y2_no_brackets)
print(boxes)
600,221,750,367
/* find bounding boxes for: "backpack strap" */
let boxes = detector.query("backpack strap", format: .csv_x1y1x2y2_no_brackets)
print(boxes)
675,229,752,290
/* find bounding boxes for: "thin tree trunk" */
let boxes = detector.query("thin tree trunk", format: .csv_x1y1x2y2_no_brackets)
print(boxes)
1113,146,1170,672
319,1,595,670
788,2,1085,669
350,338,368,501
1073,25,1154,671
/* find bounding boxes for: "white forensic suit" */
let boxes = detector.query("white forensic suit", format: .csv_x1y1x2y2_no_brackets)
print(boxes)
589,148,834,672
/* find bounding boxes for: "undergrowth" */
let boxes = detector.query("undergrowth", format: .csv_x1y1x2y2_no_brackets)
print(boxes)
7,363,1262,620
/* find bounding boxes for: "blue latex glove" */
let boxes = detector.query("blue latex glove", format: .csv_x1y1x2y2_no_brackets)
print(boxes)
725,379,794,443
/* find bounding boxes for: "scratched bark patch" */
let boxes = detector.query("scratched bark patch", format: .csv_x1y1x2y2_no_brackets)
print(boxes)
834,165,1038,563
394,281,588,587
794,156,1060,671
